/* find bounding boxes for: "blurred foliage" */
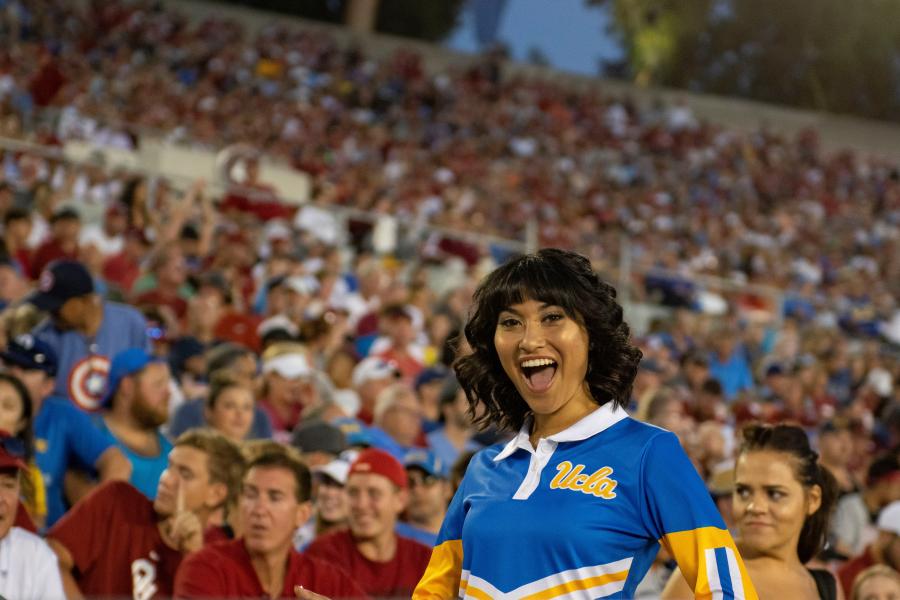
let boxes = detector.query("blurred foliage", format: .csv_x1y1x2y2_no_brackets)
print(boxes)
593,0,900,121
221,0,464,41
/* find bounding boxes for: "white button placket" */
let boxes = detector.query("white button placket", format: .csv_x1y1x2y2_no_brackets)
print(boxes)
512,439,559,500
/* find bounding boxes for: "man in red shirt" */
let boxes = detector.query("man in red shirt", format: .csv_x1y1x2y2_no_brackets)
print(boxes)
47,429,245,599
838,500,900,597
31,207,81,277
305,448,431,598
174,449,367,599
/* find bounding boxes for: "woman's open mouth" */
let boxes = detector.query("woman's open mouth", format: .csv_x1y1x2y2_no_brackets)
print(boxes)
520,358,558,393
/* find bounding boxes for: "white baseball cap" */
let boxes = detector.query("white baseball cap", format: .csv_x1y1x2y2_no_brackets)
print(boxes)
312,459,350,486
351,357,400,388
877,501,900,535
263,352,312,379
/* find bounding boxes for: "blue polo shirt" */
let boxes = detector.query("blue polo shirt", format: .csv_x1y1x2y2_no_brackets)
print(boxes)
416,404,757,599
34,396,118,527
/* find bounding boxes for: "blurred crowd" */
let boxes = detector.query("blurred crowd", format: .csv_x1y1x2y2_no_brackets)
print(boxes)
0,0,898,598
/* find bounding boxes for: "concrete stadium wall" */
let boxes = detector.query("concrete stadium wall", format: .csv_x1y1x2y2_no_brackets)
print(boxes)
162,0,900,163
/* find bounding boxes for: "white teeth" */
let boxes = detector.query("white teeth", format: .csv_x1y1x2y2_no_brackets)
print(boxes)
520,358,557,368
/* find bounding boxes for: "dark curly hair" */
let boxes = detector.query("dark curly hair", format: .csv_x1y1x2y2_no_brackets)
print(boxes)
739,423,839,563
454,248,642,432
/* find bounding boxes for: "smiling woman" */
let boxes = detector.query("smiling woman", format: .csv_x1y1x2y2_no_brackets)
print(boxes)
414,248,759,600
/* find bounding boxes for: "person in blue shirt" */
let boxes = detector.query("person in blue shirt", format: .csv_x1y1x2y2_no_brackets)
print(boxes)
425,376,483,470
95,348,173,500
707,324,755,402
0,334,131,527
414,249,758,600
396,449,452,547
26,259,150,412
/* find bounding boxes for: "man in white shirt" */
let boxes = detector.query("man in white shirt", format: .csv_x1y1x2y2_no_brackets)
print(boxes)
0,430,65,599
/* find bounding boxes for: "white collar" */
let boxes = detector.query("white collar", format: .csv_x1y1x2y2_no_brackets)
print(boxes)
493,402,628,462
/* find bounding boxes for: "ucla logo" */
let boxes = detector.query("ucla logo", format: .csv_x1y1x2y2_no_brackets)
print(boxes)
549,461,618,499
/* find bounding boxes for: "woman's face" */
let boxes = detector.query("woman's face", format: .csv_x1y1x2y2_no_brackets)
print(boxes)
494,299,594,426
207,386,254,442
0,381,25,435
733,450,820,558
856,573,900,600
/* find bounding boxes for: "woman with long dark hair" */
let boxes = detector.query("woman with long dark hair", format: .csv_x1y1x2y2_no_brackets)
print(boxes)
664,423,840,599
414,249,757,599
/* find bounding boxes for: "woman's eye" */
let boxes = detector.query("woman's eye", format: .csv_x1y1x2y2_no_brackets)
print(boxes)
543,313,564,323
499,318,519,328
769,491,784,500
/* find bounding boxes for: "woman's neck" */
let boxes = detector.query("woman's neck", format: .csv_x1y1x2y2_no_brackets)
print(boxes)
530,394,598,446
739,541,805,569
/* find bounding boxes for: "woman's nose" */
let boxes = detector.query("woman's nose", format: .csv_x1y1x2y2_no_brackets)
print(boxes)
518,323,545,351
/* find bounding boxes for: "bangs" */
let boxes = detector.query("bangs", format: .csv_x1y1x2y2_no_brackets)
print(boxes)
478,254,584,322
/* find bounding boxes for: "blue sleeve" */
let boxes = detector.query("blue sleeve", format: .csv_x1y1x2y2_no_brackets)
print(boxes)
640,432,756,599
64,403,117,469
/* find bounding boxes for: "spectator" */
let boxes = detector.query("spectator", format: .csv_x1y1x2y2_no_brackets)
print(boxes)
850,565,900,600
818,418,861,498
839,501,900,598
2,207,33,279
425,376,482,469
305,448,431,597
0,430,65,599
397,449,451,547
642,388,693,448
174,449,367,599
351,356,401,424
413,366,450,432
259,343,318,442
95,348,172,499
1,333,131,526
707,325,754,401
48,429,245,599
0,371,45,527
370,382,423,459
133,246,191,322
199,370,255,443
30,207,81,277
79,202,127,260
168,342,272,441
369,304,425,381
832,453,900,558
27,259,149,411
290,418,347,467
0,257,30,309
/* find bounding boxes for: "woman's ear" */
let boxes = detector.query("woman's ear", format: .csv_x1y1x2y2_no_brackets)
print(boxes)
807,484,822,516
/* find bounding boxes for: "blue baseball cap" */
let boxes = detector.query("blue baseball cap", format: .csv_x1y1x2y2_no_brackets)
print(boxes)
332,417,373,448
0,334,58,376
404,449,448,479
414,366,450,391
103,348,164,407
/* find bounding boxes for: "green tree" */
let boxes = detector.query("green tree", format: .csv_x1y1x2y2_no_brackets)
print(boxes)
595,0,900,121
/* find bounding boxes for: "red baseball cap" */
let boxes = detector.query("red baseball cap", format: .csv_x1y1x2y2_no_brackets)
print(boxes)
0,430,26,471
349,448,408,489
